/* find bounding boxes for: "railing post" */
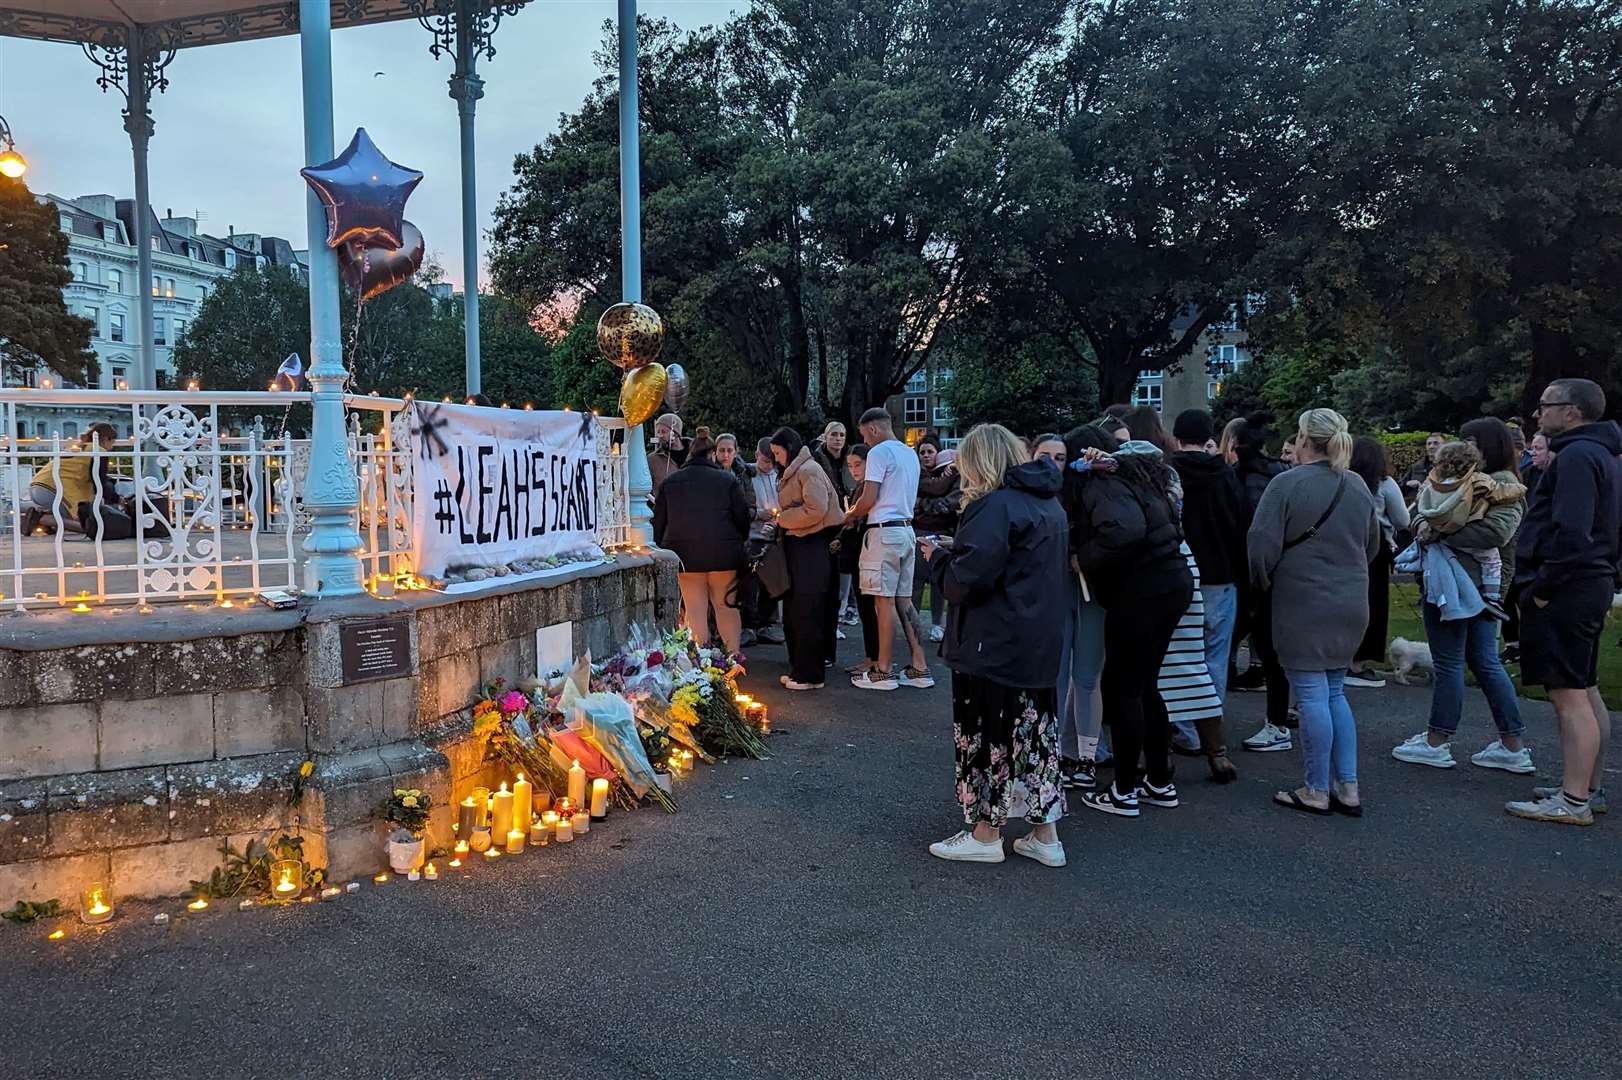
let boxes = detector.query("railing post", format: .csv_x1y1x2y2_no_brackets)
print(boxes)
298,0,365,596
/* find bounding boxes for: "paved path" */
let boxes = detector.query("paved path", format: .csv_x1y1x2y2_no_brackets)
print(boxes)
6,640,1620,1079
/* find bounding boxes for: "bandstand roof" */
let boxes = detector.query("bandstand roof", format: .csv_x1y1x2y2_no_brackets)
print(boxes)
0,1,478,49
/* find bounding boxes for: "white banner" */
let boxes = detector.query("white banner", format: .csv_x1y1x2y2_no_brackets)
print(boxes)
408,402,602,578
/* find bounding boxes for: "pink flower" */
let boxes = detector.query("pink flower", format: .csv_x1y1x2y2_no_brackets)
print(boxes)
499,690,528,714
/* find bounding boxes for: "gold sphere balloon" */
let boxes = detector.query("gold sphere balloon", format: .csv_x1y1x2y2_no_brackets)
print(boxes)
620,363,668,427
596,302,664,370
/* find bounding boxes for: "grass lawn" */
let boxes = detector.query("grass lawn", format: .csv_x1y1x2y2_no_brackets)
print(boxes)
1387,582,1622,705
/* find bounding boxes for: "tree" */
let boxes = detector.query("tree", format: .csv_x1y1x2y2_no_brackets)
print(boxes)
173,264,309,391
0,178,96,384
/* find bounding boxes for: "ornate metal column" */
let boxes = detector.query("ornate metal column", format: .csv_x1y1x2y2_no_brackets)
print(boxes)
298,0,365,596
417,0,521,401
618,0,653,544
82,25,174,391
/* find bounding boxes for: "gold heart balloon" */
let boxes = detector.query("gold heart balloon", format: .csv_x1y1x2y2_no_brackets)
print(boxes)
620,363,668,427
596,302,664,370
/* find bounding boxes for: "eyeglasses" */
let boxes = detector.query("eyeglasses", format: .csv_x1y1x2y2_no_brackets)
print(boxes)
1533,401,1577,416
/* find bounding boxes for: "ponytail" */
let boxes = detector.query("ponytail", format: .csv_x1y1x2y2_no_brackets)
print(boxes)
1298,408,1353,471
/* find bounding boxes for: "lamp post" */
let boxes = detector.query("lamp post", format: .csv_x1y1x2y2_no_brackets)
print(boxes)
0,115,27,179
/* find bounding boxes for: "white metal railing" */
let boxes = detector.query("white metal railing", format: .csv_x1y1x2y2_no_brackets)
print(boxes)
0,390,630,610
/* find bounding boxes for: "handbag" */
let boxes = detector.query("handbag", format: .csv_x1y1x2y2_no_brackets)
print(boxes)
1281,474,1348,552
753,527,791,599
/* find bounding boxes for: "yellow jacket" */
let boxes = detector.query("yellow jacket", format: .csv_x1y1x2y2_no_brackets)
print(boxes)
30,455,106,512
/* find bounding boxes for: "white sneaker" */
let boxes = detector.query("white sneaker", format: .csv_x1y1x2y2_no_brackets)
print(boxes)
1012,833,1066,867
928,830,1006,863
782,679,823,691
928,624,945,642
836,629,847,640
1241,721,1293,752
1471,740,1535,774
898,666,935,689
852,669,898,691
1392,733,1456,769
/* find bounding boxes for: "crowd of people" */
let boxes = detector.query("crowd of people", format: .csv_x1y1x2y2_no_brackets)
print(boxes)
650,377,1621,866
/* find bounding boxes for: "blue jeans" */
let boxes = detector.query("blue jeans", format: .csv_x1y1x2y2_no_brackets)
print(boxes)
1202,583,1239,706
1057,578,1107,760
1421,604,1523,738
1285,668,1357,791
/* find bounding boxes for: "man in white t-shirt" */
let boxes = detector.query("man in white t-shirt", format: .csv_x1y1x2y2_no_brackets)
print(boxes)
842,407,933,691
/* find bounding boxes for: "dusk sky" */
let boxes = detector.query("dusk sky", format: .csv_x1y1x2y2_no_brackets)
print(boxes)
1,1,737,289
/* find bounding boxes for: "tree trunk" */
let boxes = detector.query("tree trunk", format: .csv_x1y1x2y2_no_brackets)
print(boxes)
1096,347,1141,411
1522,321,1599,419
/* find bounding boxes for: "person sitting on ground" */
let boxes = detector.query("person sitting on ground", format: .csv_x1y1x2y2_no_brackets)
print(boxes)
23,423,119,537
1413,440,1527,607
651,435,751,656
919,423,1069,867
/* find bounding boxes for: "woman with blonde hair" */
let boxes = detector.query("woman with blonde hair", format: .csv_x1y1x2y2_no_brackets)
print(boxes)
1218,417,1247,465
1248,408,1381,815
918,424,1069,866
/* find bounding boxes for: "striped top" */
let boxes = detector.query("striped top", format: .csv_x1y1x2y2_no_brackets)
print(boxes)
1158,541,1223,722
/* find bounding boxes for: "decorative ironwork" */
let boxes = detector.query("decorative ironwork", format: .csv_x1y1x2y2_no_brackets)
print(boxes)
413,0,526,65
80,24,179,133
0,1,436,50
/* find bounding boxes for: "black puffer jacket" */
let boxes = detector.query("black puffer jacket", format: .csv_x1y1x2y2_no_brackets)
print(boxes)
1170,449,1250,587
924,461,1068,689
651,457,751,573
1071,469,1189,604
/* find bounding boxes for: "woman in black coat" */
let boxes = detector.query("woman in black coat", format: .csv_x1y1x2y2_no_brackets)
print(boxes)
652,436,751,654
918,423,1069,868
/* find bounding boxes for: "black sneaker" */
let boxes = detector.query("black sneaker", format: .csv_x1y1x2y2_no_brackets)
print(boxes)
1079,784,1139,818
1135,779,1180,808
1060,757,1097,790
1231,667,1267,692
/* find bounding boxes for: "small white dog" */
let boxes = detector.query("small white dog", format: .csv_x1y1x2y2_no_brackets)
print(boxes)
1388,637,1434,685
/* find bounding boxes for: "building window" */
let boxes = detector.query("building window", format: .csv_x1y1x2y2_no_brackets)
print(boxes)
933,400,953,425
905,369,928,394
73,262,87,281
107,268,122,293
110,312,126,342
35,421,48,437
165,278,176,298
173,319,186,341
903,396,927,425
1131,382,1164,410
152,275,160,296
63,421,79,438
224,249,237,269
933,366,953,389
103,223,118,243
84,307,99,335
153,317,167,346
112,365,127,383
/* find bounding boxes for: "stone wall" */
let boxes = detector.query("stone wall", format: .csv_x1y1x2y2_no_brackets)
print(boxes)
0,552,680,904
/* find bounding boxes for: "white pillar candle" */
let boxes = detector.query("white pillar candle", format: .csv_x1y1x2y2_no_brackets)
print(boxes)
555,816,573,843
590,777,610,820
506,828,526,854
568,759,587,808
512,773,534,834
491,782,514,838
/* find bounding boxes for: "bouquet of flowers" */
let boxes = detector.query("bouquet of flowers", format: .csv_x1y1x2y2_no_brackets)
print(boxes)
382,787,431,834
476,678,571,797
662,628,765,760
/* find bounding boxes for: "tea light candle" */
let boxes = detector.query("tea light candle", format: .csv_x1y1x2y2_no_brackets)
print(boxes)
238,899,256,911
555,816,574,843
187,898,209,911
590,777,610,820
573,810,589,835
423,862,438,881
345,882,360,893
513,773,533,834
320,886,342,900
529,819,548,846
153,913,170,925
483,846,502,861
491,782,515,838
407,869,421,882
540,810,558,845
568,759,587,807
506,827,526,854
373,872,390,885
454,839,469,859
457,795,480,837
80,882,113,925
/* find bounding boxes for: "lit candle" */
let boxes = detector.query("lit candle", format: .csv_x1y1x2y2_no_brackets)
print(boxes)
540,810,559,845
238,899,256,911
471,786,491,828
80,882,113,925
48,929,65,940
374,872,390,885
483,846,502,861
555,816,573,843
320,886,342,900
590,777,610,820
491,782,515,838
273,867,298,897
448,857,463,869
407,869,420,882
454,839,470,860
568,759,587,807
513,773,533,834
573,810,589,835
529,819,548,847
153,913,170,925
424,862,438,881
457,795,480,838
506,827,526,854
187,898,209,911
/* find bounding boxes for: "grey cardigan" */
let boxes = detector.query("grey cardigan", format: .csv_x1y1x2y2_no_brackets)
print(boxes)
1248,461,1381,671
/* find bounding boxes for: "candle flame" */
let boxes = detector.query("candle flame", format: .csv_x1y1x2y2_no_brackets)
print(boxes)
48,929,65,940
187,898,208,911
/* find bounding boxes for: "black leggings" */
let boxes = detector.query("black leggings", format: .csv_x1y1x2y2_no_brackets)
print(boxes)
858,592,879,662
1356,544,1392,664
1102,580,1193,795
1249,596,1291,727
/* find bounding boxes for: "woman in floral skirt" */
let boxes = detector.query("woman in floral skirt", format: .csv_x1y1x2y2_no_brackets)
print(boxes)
918,423,1070,866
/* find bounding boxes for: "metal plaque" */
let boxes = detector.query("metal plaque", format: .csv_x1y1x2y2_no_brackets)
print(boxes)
338,616,412,684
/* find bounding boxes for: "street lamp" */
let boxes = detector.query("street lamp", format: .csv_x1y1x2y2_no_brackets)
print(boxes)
0,115,27,179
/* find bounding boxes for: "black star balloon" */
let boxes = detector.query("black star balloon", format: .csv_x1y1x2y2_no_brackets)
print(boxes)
299,127,423,250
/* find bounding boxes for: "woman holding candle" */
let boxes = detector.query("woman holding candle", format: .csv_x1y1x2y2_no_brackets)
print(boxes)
771,427,845,691
918,423,1070,867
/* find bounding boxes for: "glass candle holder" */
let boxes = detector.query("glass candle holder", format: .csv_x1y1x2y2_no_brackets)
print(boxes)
79,882,113,924
269,858,304,900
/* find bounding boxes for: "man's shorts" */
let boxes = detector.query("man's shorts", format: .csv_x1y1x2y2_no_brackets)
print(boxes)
859,525,915,598
1520,576,1613,690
